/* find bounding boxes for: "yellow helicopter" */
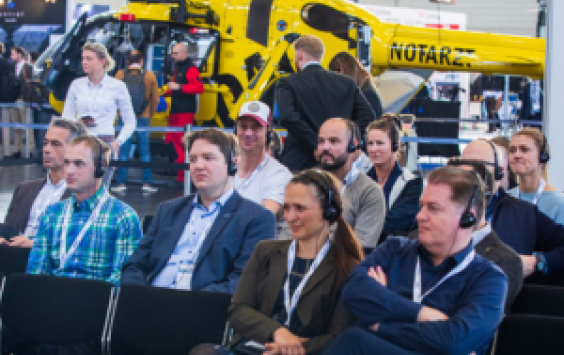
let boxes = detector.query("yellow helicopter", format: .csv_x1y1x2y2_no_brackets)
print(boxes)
34,0,545,130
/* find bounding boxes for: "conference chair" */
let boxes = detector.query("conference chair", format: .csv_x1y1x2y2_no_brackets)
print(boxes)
106,285,232,355
0,245,31,275
511,284,564,318
1,273,114,353
493,314,564,355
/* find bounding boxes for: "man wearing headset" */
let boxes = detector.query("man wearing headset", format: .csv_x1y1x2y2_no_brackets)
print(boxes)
315,118,386,249
26,135,143,285
462,139,564,278
121,128,276,294
323,166,507,355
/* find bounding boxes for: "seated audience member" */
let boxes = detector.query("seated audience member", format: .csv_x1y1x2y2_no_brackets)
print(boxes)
365,118,423,239
27,135,142,284
121,129,276,293
268,129,284,162
447,158,523,310
490,136,518,190
191,169,363,355
0,120,87,247
508,128,564,224
323,167,507,355
349,121,373,174
462,139,564,276
316,118,385,248
233,101,293,216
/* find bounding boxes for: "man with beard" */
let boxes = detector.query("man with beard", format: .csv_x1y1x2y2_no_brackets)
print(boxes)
316,118,385,248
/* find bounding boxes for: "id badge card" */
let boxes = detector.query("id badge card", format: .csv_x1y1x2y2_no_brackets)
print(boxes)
176,262,195,290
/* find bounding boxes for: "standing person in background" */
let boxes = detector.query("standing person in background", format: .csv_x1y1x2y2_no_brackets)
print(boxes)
29,51,52,158
277,35,375,172
0,42,15,159
508,128,564,225
7,46,34,158
62,42,137,158
113,50,160,193
165,41,204,182
328,51,383,119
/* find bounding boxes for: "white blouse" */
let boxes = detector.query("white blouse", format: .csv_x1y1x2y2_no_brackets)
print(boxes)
62,74,136,145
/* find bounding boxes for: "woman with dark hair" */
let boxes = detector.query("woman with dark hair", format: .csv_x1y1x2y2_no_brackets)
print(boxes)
328,52,382,118
192,169,363,355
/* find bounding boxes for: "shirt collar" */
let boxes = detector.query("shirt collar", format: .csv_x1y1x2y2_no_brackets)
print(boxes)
417,238,474,267
302,61,321,70
193,187,234,214
87,74,109,88
46,173,65,189
371,161,402,181
71,185,107,212
472,223,492,246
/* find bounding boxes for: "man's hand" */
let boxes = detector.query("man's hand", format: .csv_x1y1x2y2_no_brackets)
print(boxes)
367,266,388,287
272,327,306,355
8,236,33,248
167,82,180,91
263,343,280,355
0,237,8,245
521,255,537,277
369,323,380,333
417,306,449,322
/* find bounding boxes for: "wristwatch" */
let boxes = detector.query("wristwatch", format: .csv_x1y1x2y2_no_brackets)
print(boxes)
532,252,547,273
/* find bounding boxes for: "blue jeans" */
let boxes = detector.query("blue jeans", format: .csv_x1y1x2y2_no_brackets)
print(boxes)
117,117,152,184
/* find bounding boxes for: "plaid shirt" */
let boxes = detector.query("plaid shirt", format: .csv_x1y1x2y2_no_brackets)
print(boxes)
27,186,142,285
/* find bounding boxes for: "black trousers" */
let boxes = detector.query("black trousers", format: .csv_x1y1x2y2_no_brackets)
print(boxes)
322,327,424,355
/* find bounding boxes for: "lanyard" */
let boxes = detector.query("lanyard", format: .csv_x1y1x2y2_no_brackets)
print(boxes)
235,156,270,192
340,165,360,195
412,250,475,303
284,239,331,326
520,179,545,206
59,193,109,266
33,181,67,223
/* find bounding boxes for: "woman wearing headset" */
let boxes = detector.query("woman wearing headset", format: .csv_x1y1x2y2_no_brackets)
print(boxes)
192,169,363,355
365,117,423,240
62,42,136,156
508,128,564,224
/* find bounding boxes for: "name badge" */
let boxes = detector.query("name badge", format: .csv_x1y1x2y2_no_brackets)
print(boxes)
176,262,195,290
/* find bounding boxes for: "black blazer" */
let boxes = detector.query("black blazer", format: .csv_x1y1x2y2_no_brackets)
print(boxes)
361,82,383,119
229,240,355,354
121,192,276,294
475,230,523,312
277,64,375,171
5,178,71,234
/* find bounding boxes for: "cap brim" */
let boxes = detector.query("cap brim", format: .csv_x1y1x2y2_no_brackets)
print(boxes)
238,114,269,127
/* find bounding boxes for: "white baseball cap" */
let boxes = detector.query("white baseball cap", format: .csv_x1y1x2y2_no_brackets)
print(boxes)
237,101,272,127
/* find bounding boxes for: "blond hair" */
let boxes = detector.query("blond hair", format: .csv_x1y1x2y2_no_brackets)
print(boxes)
293,35,324,61
82,42,115,72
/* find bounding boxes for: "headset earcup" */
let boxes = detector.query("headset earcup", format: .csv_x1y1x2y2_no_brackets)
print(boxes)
459,212,476,229
540,150,550,164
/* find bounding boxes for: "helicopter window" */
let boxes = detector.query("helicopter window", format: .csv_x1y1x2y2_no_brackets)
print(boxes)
167,28,218,78
301,4,350,40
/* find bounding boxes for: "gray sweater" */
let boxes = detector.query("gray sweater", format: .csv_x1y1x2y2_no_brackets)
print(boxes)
343,173,386,248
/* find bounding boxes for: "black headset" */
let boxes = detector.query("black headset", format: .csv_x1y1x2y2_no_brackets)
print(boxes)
346,121,364,153
539,134,550,164
93,138,106,179
482,139,504,181
390,121,399,153
459,184,479,229
308,169,342,223
227,143,237,176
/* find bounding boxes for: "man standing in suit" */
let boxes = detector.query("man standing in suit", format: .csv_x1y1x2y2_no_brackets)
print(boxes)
0,119,87,247
277,35,375,172
7,46,34,158
121,128,276,294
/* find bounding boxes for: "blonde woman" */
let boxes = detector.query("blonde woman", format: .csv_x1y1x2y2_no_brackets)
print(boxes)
508,128,564,225
62,42,136,155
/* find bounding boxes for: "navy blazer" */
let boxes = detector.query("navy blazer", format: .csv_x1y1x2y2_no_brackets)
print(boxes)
121,191,276,294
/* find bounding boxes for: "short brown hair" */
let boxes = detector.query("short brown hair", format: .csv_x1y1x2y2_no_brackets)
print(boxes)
365,116,400,148
183,128,237,166
70,135,111,168
427,166,485,230
293,35,324,61
12,46,27,58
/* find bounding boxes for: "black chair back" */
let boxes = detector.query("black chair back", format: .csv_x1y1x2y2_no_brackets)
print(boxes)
1,274,114,347
494,314,564,355
0,246,31,276
107,285,232,355
511,284,564,317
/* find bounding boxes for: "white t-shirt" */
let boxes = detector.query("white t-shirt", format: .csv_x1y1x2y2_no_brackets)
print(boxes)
233,157,293,206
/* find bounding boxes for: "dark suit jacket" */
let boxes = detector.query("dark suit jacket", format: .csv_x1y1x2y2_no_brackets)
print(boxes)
16,62,33,101
229,240,356,354
475,230,523,312
121,192,276,294
277,64,375,171
5,178,71,235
